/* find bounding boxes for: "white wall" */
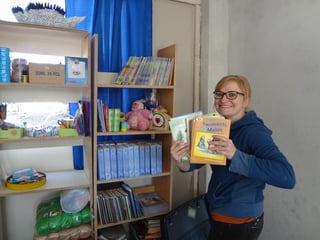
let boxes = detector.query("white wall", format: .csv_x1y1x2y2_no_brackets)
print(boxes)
154,0,203,207
202,0,320,239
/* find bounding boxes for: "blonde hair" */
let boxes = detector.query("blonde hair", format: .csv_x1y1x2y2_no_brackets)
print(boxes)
215,75,251,111
215,75,251,100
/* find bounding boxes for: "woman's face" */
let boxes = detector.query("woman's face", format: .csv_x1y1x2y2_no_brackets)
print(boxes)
214,81,248,123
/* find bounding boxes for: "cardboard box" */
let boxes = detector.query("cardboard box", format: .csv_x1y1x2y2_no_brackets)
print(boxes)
29,63,65,84
0,128,24,139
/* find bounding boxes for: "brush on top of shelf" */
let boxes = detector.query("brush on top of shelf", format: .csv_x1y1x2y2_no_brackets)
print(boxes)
12,2,86,28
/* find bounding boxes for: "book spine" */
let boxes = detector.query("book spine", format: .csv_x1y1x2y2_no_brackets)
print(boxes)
150,143,157,175
108,108,115,132
97,145,105,180
144,143,151,175
97,192,106,224
126,56,141,84
97,99,106,132
103,144,112,180
138,143,146,176
127,144,135,177
121,183,138,218
103,104,109,132
156,142,162,174
162,58,174,86
133,144,140,177
132,57,147,85
136,57,152,85
103,190,114,222
122,144,130,178
116,145,124,179
114,56,134,84
114,108,121,132
110,146,118,179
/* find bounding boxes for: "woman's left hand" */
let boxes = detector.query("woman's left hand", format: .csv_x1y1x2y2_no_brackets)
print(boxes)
208,136,237,160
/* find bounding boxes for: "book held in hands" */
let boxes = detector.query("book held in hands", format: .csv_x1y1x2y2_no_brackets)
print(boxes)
168,111,203,161
190,115,231,165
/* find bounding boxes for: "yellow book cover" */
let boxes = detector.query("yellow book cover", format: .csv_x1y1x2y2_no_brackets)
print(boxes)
190,116,231,165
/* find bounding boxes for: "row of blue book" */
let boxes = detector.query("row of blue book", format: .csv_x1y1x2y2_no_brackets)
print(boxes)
97,140,162,181
97,182,142,225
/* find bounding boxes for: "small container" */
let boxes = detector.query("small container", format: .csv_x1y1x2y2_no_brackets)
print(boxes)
121,121,128,132
11,58,28,83
21,70,28,83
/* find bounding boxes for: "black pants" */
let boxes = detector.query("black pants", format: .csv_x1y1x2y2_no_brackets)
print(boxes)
208,214,264,240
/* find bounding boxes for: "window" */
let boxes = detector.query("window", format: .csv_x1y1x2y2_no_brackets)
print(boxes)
0,1,69,130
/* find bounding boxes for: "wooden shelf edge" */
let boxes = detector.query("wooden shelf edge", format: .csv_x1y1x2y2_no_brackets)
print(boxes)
96,211,170,229
0,82,89,89
97,130,171,136
97,84,174,89
96,172,171,185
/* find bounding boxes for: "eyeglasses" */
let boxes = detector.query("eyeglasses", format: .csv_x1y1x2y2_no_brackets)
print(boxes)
213,91,244,100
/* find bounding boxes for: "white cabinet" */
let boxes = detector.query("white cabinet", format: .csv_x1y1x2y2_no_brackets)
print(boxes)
0,21,93,239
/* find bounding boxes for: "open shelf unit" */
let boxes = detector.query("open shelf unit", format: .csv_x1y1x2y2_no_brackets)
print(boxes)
91,36,176,238
0,21,93,239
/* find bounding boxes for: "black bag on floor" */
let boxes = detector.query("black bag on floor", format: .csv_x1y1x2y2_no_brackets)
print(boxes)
161,194,211,240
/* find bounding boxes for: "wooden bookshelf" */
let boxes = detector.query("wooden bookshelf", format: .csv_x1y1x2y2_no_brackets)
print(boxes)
91,35,175,239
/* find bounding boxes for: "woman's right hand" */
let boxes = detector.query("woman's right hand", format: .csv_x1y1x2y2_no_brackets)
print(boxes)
170,140,191,171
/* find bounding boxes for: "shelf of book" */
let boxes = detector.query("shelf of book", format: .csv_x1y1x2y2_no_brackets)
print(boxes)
91,35,175,239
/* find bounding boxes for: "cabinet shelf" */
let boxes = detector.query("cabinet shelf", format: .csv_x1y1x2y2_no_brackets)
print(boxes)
0,82,89,89
0,136,89,150
0,170,90,197
97,130,171,136
0,21,90,57
96,172,171,185
97,84,174,89
96,211,169,229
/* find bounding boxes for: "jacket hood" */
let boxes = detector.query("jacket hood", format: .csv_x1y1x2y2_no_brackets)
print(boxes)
231,111,272,135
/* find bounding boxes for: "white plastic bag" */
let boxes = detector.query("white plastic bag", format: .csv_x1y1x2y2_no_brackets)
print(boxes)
60,188,90,213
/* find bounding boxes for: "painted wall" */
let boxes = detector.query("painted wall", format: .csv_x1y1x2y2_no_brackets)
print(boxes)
153,0,202,208
202,0,320,239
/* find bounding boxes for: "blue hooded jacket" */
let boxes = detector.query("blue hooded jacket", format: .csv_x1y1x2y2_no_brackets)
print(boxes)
188,111,296,218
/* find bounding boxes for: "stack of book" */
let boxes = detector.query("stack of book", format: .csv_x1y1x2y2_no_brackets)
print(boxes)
114,56,174,86
97,182,142,225
169,112,231,165
168,111,203,161
98,224,127,240
130,218,161,240
97,100,121,132
136,191,169,216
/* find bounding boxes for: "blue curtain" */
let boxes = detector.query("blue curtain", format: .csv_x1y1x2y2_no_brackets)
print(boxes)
66,0,152,114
